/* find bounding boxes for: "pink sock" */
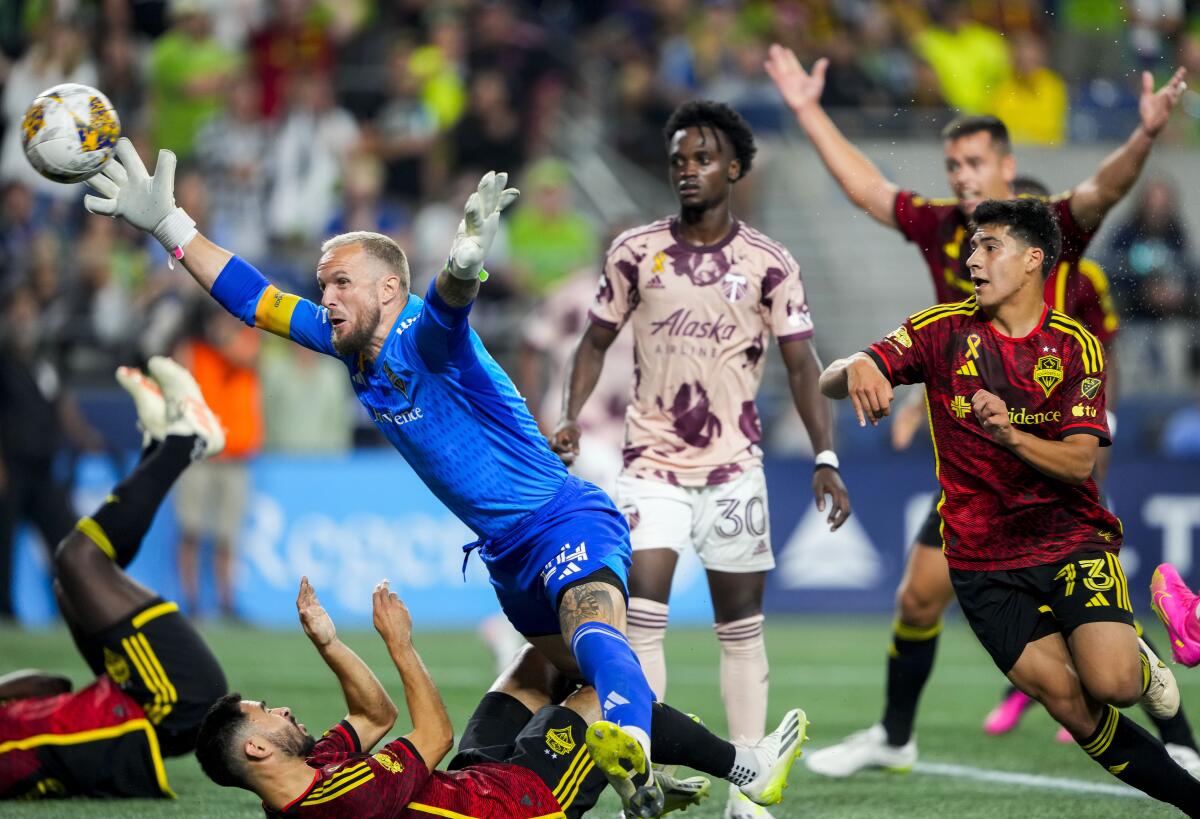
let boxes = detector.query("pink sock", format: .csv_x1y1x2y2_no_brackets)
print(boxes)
716,614,769,745
627,597,669,699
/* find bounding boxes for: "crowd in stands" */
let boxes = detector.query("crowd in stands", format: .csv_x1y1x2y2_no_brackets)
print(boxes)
0,0,1198,459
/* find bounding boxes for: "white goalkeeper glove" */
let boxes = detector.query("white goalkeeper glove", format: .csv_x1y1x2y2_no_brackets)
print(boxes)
84,138,197,263
447,170,520,281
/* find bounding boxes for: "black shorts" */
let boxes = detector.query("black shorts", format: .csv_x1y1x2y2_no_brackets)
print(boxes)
80,598,227,756
915,500,942,548
450,692,606,819
950,550,1135,674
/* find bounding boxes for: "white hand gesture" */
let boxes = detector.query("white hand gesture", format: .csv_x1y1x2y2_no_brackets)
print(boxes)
764,44,828,114
447,170,520,281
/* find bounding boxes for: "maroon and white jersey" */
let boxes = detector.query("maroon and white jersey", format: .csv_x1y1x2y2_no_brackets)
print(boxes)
588,218,813,487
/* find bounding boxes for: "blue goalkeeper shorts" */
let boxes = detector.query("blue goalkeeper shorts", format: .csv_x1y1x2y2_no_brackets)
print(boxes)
467,476,631,637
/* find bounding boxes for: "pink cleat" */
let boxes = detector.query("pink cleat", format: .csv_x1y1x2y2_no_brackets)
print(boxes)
1151,564,1200,668
983,689,1034,735
1054,727,1072,744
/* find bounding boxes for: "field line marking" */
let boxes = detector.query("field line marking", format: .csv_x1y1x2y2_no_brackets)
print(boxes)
913,761,1145,798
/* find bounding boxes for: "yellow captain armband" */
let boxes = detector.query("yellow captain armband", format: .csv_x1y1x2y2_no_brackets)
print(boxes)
253,286,302,337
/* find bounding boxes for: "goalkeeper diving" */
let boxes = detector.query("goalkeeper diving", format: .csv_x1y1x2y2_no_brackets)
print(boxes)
84,140,669,817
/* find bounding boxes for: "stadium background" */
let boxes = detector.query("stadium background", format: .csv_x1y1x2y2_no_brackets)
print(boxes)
2,1,1200,816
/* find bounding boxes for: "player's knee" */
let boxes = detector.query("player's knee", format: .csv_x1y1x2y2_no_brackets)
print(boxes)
53,531,105,582
1086,670,1142,709
895,583,946,628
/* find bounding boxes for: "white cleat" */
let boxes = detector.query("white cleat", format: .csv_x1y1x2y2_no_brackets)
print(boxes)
115,366,166,446
1166,744,1200,780
725,784,773,818
1139,637,1181,720
738,708,808,806
804,724,916,779
146,356,225,460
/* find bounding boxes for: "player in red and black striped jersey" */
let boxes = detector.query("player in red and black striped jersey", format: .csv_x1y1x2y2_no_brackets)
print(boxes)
195,577,809,819
821,198,1199,813
765,43,1198,778
0,358,228,800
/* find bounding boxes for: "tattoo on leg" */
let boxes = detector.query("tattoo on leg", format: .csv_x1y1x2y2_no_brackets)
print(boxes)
560,582,617,636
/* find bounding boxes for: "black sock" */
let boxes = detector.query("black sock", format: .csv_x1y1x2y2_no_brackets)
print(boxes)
650,702,736,779
1139,631,1200,751
84,435,198,568
1080,705,1200,813
881,620,941,746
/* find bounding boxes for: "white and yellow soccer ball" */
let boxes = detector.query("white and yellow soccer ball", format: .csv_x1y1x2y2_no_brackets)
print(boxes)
21,83,121,184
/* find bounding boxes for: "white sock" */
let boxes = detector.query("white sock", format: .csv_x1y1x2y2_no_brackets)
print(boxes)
627,597,669,699
715,614,768,745
727,744,763,787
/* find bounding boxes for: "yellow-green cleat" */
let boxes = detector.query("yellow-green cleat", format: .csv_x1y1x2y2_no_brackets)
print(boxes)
739,708,809,806
586,721,665,818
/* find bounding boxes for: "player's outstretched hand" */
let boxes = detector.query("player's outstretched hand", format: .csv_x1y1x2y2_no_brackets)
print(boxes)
846,356,893,427
297,576,337,648
447,170,520,281
372,580,413,648
813,467,852,531
971,389,1015,446
764,43,827,114
548,418,581,465
1140,67,1187,137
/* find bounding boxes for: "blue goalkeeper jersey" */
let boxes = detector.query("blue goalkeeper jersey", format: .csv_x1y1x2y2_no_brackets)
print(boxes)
211,256,568,538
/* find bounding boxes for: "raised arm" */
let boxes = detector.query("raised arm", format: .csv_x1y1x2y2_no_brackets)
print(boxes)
550,321,619,465
780,338,851,530
371,581,454,769
1069,68,1187,233
296,577,398,753
765,44,899,228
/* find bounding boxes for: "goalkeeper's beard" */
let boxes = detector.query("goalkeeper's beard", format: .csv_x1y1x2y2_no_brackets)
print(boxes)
331,299,382,356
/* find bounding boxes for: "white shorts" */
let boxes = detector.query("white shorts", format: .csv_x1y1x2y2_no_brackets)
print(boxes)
615,468,774,573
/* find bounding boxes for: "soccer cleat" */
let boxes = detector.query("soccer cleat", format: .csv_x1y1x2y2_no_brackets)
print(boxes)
738,708,808,805
586,721,665,818
1054,726,1073,743
804,723,915,779
1151,564,1200,667
1138,636,1180,720
1166,743,1200,780
652,768,710,816
725,784,773,818
147,356,224,459
115,365,166,446
982,689,1034,735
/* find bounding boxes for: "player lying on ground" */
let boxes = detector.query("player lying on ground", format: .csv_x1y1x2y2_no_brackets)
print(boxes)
195,578,808,818
85,140,664,815
819,198,1198,813
764,43,1200,777
1152,563,1200,668
0,357,227,799
552,99,850,819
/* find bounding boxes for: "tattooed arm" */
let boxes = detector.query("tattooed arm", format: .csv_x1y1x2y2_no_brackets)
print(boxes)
557,581,624,639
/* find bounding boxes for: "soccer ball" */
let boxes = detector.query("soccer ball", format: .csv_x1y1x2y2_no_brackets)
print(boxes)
21,83,121,184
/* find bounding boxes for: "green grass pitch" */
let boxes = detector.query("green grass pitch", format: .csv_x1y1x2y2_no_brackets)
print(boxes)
1,616,1191,817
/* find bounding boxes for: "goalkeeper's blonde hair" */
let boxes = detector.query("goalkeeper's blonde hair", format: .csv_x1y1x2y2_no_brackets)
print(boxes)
321,232,411,291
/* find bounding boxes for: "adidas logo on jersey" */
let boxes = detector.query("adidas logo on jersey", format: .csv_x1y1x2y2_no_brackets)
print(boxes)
1085,592,1111,608
557,562,583,580
956,360,979,376
646,274,665,289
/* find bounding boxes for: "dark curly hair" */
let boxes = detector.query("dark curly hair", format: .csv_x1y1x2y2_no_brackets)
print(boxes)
195,692,252,788
663,100,757,179
971,198,1062,277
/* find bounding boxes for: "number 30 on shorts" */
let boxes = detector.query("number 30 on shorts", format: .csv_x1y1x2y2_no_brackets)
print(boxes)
714,497,768,539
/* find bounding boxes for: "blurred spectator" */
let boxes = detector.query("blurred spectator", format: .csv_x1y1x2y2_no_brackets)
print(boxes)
1162,395,1200,458
148,0,240,159
909,4,1011,114
367,43,440,206
410,170,512,290
248,0,336,119
0,284,103,619
1055,0,1129,82
1128,0,1185,72
0,182,39,282
1105,178,1197,319
508,158,598,296
174,307,262,619
0,18,97,198
326,154,407,238
611,52,675,172
992,32,1068,145
260,338,355,453
409,13,469,130
706,35,791,132
449,69,524,177
56,218,138,378
195,72,272,262
96,31,146,138
266,71,360,243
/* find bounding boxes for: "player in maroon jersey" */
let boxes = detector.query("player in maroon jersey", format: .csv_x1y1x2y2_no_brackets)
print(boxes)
764,42,1197,777
820,197,1197,811
0,358,227,799
194,578,808,819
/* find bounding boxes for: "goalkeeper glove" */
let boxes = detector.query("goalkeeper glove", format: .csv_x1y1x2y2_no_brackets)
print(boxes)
447,170,520,281
83,138,197,263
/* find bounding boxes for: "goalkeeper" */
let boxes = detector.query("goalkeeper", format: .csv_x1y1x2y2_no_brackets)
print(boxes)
84,140,666,818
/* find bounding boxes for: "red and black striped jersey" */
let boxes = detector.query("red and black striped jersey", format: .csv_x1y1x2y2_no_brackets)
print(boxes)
266,721,563,819
867,297,1122,571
